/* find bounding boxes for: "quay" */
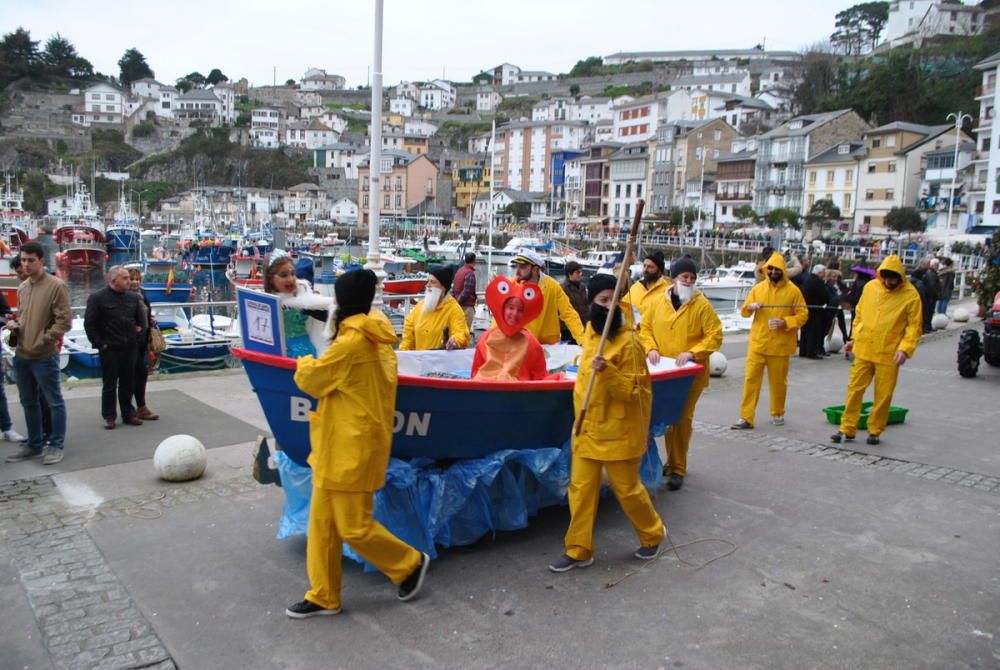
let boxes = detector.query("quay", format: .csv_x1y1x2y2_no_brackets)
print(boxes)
1,300,998,669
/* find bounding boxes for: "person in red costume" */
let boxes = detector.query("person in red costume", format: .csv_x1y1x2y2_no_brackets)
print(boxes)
472,276,549,381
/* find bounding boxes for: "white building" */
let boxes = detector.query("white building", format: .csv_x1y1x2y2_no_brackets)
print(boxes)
573,96,613,124
513,70,557,84
476,88,503,113
494,120,589,192
212,85,236,123
612,95,663,142
884,1,985,49
920,141,977,233
403,120,438,137
971,51,1000,233
300,68,346,91
285,119,339,150
487,63,521,86
330,197,358,224
419,80,456,111
469,133,491,154
312,143,365,179
671,71,752,97
688,89,734,122
82,82,124,125
250,127,280,149
252,108,282,131
174,88,223,122
394,81,420,100
532,97,575,122
284,183,330,220
604,48,801,66
606,144,650,229
390,96,415,117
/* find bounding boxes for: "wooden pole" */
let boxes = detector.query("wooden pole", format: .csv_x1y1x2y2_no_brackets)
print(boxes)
574,199,644,436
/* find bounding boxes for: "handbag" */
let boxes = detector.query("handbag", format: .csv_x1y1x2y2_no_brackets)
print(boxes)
148,326,167,355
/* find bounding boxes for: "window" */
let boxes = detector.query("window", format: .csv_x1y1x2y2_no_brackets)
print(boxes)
872,138,881,148
614,204,621,216
838,144,850,155
615,184,621,197
106,94,115,101
846,169,854,182
868,163,877,174
721,206,728,215
826,170,835,184
636,184,642,197
809,171,817,184
625,203,630,218
843,193,852,210
714,130,721,141
808,194,816,208
363,195,369,207
626,184,631,198
886,136,896,147
888,161,896,173
885,189,894,200
363,177,370,191
865,190,874,201
395,195,401,208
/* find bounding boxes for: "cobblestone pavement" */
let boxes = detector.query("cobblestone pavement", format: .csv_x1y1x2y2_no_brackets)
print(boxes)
0,473,261,670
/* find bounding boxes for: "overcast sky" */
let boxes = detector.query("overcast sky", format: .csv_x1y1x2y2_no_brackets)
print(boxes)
7,0,851,87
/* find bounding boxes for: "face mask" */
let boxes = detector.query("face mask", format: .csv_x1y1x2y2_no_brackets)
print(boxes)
588,303,623,338
675,282,696,304
767,272,783,283
424,287,442,312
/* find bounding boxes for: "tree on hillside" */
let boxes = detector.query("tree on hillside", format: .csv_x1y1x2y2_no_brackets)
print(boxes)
42,34,93,79
885,206,925,235
183,71,206,87
805,199,842,237
175,78,193,93
569,83,580,98
568,56,604,78
830,2,890,55
206,68,228,85
792,45,840,114
118,48,153,87
765,207,801,230
0,28,41,88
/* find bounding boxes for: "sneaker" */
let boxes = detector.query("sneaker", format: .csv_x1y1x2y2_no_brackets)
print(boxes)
830,432,855,444
666,473,684,491
284,600,340,619
41,447,64,465
730,420,753,430
548,554,594,573
771,416,785,426
3,429,25,442
634,544,661,561
6,445,42,463
398,552,430,601
866,435,881,446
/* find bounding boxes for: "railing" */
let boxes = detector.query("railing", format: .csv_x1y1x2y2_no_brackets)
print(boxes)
69,300,239,318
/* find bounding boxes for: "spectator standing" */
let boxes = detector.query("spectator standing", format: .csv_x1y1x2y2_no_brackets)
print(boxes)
4,243,71,465
84,265,144,429
127,267,158,421
0,288,25,444
451,253,478,329
936,258,955,314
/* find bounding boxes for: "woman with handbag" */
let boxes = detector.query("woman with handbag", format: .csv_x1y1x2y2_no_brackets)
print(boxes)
127,267,159,420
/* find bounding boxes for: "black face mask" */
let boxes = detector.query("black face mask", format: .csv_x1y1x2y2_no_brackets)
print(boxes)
588,303,623,337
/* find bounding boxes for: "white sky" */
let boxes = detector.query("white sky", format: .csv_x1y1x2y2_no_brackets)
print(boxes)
6,0,850,87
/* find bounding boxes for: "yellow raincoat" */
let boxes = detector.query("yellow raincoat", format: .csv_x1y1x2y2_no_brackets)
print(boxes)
640,290,723,476
294,312,421,610
526,274,586,345
294,312,398,492
623,276,670,320
564,322,664,561
839,255,923,437
738,253,808,425
400,294,471,351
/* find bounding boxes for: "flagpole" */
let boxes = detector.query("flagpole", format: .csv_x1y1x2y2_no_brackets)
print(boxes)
364,0,385,307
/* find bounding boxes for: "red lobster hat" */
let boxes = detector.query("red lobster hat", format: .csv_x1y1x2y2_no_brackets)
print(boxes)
486,275,543,337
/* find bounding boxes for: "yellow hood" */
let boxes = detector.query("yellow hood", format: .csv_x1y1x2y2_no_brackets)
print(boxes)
877,255,907,283
339,312,399,345
764,252,790,287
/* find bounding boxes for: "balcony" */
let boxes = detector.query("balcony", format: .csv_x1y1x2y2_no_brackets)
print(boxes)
976,84,996,100
717,191,752,201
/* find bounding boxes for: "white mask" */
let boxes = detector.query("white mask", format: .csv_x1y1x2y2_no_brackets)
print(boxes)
423,286,442,312
675,282,696,304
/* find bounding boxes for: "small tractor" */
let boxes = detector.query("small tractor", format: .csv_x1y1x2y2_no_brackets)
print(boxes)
958,291,1000,378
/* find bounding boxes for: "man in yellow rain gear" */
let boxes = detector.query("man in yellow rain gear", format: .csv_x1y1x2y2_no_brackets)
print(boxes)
731,252,808,430
640,256,723,491
624,250,670,321
510,249,585,345
549,273,665,572
286,269,429,619
831,255,922,446
400,265,471,351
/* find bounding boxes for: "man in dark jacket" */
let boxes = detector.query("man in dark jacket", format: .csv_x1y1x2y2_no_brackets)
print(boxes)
84,266,144,429
451,252,477,328
799,263,829,359
560,261,588,344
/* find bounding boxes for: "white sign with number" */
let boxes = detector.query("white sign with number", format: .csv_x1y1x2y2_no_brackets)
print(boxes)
245,299,275,346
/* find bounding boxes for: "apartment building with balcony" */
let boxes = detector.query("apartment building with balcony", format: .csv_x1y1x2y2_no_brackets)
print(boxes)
492,120,588,193
606,144,650,229
803,140,865,223
919,141,977,234
715,137,758,225
357,151,439,225
579,143,623,218
753,109,870,216
671,117,740,210
970,51,999,233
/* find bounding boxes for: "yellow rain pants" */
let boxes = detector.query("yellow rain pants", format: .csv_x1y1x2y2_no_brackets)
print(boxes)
738,352,790,426
839,358,900,437
665,372,709,476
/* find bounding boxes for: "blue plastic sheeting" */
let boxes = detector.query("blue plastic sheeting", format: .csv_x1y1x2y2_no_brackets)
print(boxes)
273,436,665,568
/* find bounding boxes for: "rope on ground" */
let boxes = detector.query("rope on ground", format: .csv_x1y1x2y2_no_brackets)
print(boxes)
123,491,167,519
604,534,738,589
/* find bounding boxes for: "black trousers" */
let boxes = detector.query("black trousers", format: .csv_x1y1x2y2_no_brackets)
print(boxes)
133,339,149,408
100,343,137,421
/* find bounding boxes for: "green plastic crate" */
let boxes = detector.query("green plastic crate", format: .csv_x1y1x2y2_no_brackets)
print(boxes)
822,402,909,429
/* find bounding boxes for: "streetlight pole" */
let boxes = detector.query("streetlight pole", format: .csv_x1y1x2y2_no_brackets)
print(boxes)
945,111,972,233
694,150,706,250
364,0,385,307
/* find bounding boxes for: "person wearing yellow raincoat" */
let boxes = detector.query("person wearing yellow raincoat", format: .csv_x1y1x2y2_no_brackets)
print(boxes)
285,269,429,619
509,249,585,345
732,253,808,429
831,255,922,446
640,256,723,491
623,250,670,321
400,265,470,351
549,273,665,573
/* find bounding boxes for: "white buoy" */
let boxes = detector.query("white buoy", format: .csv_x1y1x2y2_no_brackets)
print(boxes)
153,435,208,482
953,308,971,323
931,313,949,331
709,351,727,377
825,332,844,354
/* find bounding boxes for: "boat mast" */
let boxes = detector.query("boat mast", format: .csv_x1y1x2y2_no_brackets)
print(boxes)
364,0,385,308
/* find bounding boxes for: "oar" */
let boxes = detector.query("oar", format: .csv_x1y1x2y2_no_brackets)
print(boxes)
574,199,644,437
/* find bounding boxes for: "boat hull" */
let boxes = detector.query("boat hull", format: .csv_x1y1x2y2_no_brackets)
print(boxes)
142,284,193,303
233,348,699,468
106,226,141,252
57,248,107,270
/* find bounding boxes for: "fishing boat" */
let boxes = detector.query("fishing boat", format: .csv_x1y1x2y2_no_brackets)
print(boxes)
53,184,107,270
0,175,31,252
106,186,141,253
142,259,193,303
487,237,551,264
697,261,757,302
383,272,428,295
153,305,235,371
62,318,101,369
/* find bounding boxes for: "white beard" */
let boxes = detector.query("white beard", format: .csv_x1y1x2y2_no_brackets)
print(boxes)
675,283,696,304
423,287,442,313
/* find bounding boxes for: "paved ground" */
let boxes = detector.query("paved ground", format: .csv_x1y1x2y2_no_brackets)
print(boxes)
1,305,998,669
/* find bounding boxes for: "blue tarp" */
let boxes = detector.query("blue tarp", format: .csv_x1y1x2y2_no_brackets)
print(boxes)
273,435,665,568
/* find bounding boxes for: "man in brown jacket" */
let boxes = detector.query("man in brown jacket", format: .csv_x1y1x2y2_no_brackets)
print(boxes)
4,242,72,465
